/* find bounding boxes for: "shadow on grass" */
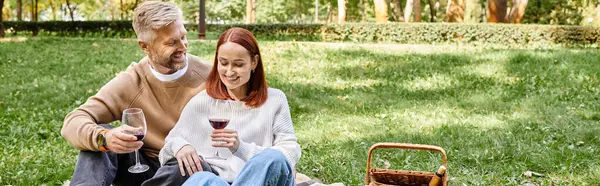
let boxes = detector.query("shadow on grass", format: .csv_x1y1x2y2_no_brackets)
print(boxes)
269,47,600,118
267,47,600,185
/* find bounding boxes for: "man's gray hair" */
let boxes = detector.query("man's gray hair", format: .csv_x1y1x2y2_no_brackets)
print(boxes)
132,1,183,43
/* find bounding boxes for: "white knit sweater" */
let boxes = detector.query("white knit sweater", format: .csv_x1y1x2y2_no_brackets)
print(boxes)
159,88,301,182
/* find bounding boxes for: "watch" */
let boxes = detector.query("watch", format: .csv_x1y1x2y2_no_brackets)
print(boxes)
97,130,110,152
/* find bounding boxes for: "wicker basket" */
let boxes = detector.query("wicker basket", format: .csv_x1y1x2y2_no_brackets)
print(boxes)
365,143,448,186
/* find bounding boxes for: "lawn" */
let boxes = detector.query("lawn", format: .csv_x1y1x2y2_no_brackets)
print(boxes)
1,37,599,185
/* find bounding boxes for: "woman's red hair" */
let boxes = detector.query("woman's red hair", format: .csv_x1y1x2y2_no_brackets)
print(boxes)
206,27,268,107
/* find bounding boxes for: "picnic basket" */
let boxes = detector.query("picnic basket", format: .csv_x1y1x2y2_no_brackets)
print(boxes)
365,143,448,186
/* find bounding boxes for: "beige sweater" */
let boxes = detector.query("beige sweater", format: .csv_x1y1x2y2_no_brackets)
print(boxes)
62,54,211,157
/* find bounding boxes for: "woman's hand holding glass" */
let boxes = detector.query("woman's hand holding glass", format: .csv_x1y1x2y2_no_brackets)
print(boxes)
210,129,240,153
175,145,203,176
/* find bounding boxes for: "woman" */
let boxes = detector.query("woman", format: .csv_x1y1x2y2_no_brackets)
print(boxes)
158,27,301,186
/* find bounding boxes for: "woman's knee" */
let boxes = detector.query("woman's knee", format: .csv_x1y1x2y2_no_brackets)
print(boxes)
254,149,288,166
183,172,222,186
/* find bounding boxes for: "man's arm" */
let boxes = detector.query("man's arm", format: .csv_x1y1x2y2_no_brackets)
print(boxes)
62,67,140,151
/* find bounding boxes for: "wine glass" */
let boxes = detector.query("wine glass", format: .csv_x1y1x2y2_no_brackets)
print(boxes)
208,99,231,159
122,108,149,173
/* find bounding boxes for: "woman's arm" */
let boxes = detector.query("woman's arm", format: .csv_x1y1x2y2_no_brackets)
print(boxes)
233,91,301,167
158,93,205,165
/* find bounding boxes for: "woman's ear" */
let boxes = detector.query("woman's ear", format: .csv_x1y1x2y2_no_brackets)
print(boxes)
252,55,259,70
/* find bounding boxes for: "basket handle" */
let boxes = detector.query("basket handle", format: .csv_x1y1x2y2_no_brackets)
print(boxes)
365,143,448,185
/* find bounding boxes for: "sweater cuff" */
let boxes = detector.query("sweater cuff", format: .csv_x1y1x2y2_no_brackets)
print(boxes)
170,137,191,157
233,140,255,162
91,127,106,151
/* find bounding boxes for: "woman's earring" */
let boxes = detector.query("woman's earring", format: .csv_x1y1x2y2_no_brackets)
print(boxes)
252,69,255,73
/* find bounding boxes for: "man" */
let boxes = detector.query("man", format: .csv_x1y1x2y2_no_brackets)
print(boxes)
61,1,211,185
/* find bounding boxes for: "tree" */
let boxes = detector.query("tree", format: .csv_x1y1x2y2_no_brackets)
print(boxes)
0,0,4,38
446,0,465,22
315,0,319,23
374,0,387,22
48,0,57,20
198,0,205,39
413,0,421,22
34,0,38,21
66,0,76,21
507,0,528,23
245,0,255,23
359,0,367,22
403,0,421,22
486,0,507,23
17,0,22,21
338,0,346,23
390,0,405,22
464,0,483,23
428,0,437,22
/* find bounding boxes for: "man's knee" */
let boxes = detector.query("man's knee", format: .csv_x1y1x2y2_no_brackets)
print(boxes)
71,151,117,186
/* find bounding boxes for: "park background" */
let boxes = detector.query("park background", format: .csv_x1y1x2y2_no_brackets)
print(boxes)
1,0,600,185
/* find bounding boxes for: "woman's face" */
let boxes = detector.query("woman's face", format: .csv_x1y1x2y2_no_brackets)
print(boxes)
217,42,257,91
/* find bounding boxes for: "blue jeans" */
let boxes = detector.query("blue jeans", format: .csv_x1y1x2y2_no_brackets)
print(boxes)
69,150,161,186
69,124,161,186
182,148,294,186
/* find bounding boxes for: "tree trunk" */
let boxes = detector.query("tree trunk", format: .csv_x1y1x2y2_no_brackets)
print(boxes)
30,0,34,21
486,0,507,23
66,0,75,21
374,0,388,23
359,0,367,22
315,0,319,23
390,0,405,22
198,0,206,39
446,0,465,22
49,0,55,20
413,0,421,22
120,0,124,20
428,0,437,22
326,3,332,24
35,0,38,21
0,0,4,38
464,0,481,23
109,0,114,20
507,0,527,23
404,0,413,22
17,0,22,21
130,0,139,15
338,0,346,23
246,0,256,23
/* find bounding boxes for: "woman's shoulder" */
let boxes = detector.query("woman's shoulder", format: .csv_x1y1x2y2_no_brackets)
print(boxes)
189,90,211,103
266,88,289,106
267,87,287,99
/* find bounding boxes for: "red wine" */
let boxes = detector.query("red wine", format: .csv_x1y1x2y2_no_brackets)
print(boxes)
124,130,145,141
209,119,230,129
134,134,144,141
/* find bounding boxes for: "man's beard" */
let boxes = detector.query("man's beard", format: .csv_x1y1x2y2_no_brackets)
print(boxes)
148,53,186,72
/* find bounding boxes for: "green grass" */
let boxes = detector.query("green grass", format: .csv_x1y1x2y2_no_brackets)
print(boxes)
1,37,599,185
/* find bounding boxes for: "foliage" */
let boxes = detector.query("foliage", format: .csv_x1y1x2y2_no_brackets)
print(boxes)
1,37,600,185
4,0,600,26
3,21,135,37
6,21,600,46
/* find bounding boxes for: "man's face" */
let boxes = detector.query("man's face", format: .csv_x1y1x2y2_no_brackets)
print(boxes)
145,19,188,74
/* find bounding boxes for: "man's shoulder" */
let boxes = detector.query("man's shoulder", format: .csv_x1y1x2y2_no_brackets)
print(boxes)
101,59,147,94
187,54,212,77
